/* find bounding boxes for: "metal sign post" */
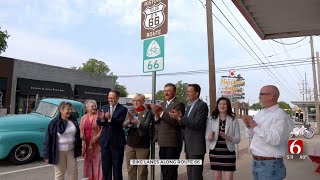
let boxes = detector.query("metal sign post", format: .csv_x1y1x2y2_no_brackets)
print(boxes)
141,1,169,180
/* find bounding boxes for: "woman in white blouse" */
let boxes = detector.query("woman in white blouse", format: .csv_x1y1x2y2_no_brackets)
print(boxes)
44,102,82,180
206,97,240,180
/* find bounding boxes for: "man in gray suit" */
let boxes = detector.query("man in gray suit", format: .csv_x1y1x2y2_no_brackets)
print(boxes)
150,83,185,180
170,84,208,180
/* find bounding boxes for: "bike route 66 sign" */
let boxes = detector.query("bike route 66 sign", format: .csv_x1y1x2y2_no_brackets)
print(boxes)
141,0,168,40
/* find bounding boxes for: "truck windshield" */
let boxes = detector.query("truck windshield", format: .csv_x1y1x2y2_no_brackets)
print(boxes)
33,102,58,118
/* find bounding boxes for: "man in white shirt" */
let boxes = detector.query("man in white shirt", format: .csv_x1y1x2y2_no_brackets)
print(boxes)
242,85,294,180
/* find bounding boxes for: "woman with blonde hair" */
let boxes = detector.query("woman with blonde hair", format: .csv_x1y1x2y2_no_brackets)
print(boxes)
124,94,153,180
80,99,103,180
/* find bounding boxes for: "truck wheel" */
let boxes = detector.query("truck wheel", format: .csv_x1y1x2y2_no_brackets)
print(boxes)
8,144,37,165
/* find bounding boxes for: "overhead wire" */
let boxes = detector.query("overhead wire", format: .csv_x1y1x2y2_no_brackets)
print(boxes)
271,37,307,45
280,39,304,80
218,0,301,91
117,58,311,77
209,0,299,99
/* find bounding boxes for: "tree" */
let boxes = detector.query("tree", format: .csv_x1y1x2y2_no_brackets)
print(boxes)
115,82,128,97
278,101,291,109
0,27,10,55
72,58,128,97
155,81,188,104
155,90,164,101
250,103,262,110
78,58,110,75
278,101,292,115
176,81,188,104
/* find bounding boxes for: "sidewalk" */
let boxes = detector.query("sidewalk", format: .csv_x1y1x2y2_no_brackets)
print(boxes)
179,135,320,180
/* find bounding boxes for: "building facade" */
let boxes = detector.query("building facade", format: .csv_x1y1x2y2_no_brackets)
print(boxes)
0,56,114,114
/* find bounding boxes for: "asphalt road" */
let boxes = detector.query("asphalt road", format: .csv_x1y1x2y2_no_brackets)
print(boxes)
0,144,161,180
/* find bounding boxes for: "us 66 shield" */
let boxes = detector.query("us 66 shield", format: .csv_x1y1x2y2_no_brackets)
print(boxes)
143,36,164,73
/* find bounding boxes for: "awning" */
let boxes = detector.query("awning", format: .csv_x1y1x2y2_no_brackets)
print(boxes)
232,0,320,39
17,78,73,97
74,85,110,100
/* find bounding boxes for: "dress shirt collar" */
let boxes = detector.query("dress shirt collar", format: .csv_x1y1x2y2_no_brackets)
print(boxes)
263,104,279,112
166,97,176,105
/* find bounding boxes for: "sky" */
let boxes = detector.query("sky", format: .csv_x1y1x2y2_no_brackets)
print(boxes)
1,0,320,107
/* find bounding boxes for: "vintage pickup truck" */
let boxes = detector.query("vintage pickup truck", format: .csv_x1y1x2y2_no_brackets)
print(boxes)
0,98,84,165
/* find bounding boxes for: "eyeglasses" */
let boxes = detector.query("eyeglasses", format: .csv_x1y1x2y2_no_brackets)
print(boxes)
259,93,272,96
133,100,141,102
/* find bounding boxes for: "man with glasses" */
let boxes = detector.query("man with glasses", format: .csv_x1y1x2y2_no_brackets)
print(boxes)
242,85,294,180
97,90,128,180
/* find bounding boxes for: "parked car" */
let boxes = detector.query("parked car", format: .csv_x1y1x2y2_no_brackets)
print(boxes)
0,98,84,165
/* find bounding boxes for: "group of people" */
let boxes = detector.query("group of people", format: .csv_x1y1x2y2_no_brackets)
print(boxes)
43,84,294,180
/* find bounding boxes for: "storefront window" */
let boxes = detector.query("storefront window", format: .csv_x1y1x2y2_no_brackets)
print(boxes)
15,94,37,114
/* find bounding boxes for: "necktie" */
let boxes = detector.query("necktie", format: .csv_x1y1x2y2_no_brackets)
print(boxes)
187,105,192,117
166,102,169,108
110,106,114,118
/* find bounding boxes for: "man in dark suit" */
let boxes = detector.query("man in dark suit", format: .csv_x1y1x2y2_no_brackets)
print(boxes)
97,90,128,180
170,84,208,180
150,83,185,180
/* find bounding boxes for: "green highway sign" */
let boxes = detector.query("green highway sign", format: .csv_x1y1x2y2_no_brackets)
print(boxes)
143,36,164,73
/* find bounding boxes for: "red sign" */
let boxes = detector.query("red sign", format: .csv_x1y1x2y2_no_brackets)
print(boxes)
288,139,304,154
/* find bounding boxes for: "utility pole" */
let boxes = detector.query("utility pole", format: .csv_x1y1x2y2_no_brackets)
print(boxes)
305,73,308,101
299,80,305,101
303,80,305,101
206,0,216,111
317,52,320,95
310,36,320,133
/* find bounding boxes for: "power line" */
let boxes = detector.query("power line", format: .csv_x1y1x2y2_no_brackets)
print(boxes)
117,58,311,78
219,0,300,91
196,0,258,66
268,41,303,81
209,0,299,99
263,42,308,59
271,37,307,45
280,39,304,80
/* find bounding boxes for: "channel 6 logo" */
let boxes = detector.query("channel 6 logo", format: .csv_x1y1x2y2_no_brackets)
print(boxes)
288,139,304,154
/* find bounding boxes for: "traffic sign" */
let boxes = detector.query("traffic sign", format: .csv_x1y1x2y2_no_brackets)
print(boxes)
143,36,164,73
141,0,168,40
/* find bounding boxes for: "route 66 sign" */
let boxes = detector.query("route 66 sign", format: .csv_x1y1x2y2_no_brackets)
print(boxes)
141,0,168,40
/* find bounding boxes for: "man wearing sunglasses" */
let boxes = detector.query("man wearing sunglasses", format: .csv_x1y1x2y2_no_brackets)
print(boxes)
242,85,294,180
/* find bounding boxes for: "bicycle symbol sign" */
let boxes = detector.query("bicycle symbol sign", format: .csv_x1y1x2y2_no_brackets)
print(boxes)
146,40,161,58
143,36,164,73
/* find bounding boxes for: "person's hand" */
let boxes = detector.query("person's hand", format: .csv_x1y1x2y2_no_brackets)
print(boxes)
241,115,252,128
169,109,181,120
248,119,257,129
131,118,138,124
150,104,163,116
219,131,232,141
127,111,134,121
208,131,215,141
105,111,111,119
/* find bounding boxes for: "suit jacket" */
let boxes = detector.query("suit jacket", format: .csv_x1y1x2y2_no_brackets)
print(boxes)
181,99,208,155
205,115,240,151
154,97,185,147
97,103,128,148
